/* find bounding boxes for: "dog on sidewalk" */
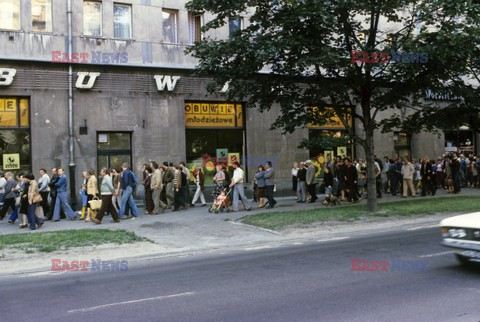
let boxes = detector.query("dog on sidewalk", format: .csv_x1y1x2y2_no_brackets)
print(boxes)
322,195,341,206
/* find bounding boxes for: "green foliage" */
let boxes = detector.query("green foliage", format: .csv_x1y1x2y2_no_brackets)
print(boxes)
186,0,480,210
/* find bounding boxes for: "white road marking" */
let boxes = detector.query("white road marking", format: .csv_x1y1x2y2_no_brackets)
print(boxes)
406,224,439,231
67,292,195,313
244,245,274,251
316,237,350,242
419,251,453,258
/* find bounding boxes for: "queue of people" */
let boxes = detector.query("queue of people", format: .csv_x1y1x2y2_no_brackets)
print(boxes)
2,153,468,230
289,152,470,205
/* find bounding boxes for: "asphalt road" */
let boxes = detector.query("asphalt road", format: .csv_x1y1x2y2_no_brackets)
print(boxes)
1,228,479,322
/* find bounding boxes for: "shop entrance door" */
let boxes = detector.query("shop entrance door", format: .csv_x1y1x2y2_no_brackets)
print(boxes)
97,132,132,173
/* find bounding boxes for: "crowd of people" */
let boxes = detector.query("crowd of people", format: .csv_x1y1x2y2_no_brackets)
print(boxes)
290,152,471,204
0,160,279,230
0,152,473,230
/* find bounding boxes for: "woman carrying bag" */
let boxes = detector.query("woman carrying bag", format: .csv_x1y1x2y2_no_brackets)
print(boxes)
255,165,268,208
85,170,99,222
24,173,43,230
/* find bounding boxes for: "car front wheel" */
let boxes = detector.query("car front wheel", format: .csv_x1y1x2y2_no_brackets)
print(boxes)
455,254,471,266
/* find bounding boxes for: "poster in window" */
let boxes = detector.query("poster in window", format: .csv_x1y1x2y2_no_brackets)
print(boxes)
337,146,347,157
3,153,20,170
216,148,228,164
228,153,240,166
324,150,334,161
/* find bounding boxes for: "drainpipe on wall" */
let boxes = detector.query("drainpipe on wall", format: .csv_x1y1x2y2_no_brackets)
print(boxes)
67,0,76,208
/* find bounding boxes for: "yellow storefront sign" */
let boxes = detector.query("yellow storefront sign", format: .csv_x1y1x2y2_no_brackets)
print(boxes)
308,107,352,129
185,102,244,128
0,111,18,127
3,153,20,170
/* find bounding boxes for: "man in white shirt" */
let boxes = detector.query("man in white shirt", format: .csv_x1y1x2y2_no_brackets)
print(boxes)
229,162,252,212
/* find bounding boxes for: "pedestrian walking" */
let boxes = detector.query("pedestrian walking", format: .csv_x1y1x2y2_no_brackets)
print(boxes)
93,168,120,224
118,163,139,219
296,162,307,203
264,161,277,209
38,168,50,216
25,173,44,230
163,162,175,208
143,166,154,214
151,162,167,214
85,170,99,222
0,172,17,220
48,168,65,220
173,165,188,211
344,158,359,202
229,162,252,212
291,162,299,199
212,165,226,201
190,166,206,207
52,168,78,221
306,160,318,203
402,157,416,198
255,165,268,208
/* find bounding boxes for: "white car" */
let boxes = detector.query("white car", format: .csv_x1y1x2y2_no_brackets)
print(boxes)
440,212,480,264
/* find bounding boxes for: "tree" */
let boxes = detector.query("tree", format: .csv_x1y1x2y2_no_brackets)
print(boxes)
186,0,480,211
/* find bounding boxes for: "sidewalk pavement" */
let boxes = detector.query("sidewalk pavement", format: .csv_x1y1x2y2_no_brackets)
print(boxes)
1,188,479,275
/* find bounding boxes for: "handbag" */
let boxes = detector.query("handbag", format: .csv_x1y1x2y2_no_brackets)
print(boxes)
32,193,43,204
88,197,102,210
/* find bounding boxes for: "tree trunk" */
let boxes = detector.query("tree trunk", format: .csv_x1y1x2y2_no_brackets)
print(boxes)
364,130,378,212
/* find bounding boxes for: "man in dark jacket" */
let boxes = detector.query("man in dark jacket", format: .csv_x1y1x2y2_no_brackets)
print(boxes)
451,153,461,193
119,163,139,219
344,159,359,202
264,161,277,209
48,168,65,220
296,162,307,203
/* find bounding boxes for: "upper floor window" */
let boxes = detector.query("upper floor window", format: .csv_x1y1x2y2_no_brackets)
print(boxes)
162,9,178,43
229,16,243,38
0,0,20,30
83,1,102,36
32,0,52,32
188,13,203,44
114,3,132,39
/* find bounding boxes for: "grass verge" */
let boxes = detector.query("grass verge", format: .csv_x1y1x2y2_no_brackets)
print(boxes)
241,196,480,230
0,229,152,254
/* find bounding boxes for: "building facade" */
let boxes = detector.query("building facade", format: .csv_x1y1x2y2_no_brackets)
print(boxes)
0,0,476,203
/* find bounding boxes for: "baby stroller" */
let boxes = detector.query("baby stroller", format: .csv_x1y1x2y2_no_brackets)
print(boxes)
208,188,232,214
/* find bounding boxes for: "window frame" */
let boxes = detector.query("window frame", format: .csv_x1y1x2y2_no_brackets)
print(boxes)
83,0,103,37
113,2,133,40
0,97,32,173
188,12,203,44
0,0,21,31
162,9,179,44
31,0,53,33
228,16,243,38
